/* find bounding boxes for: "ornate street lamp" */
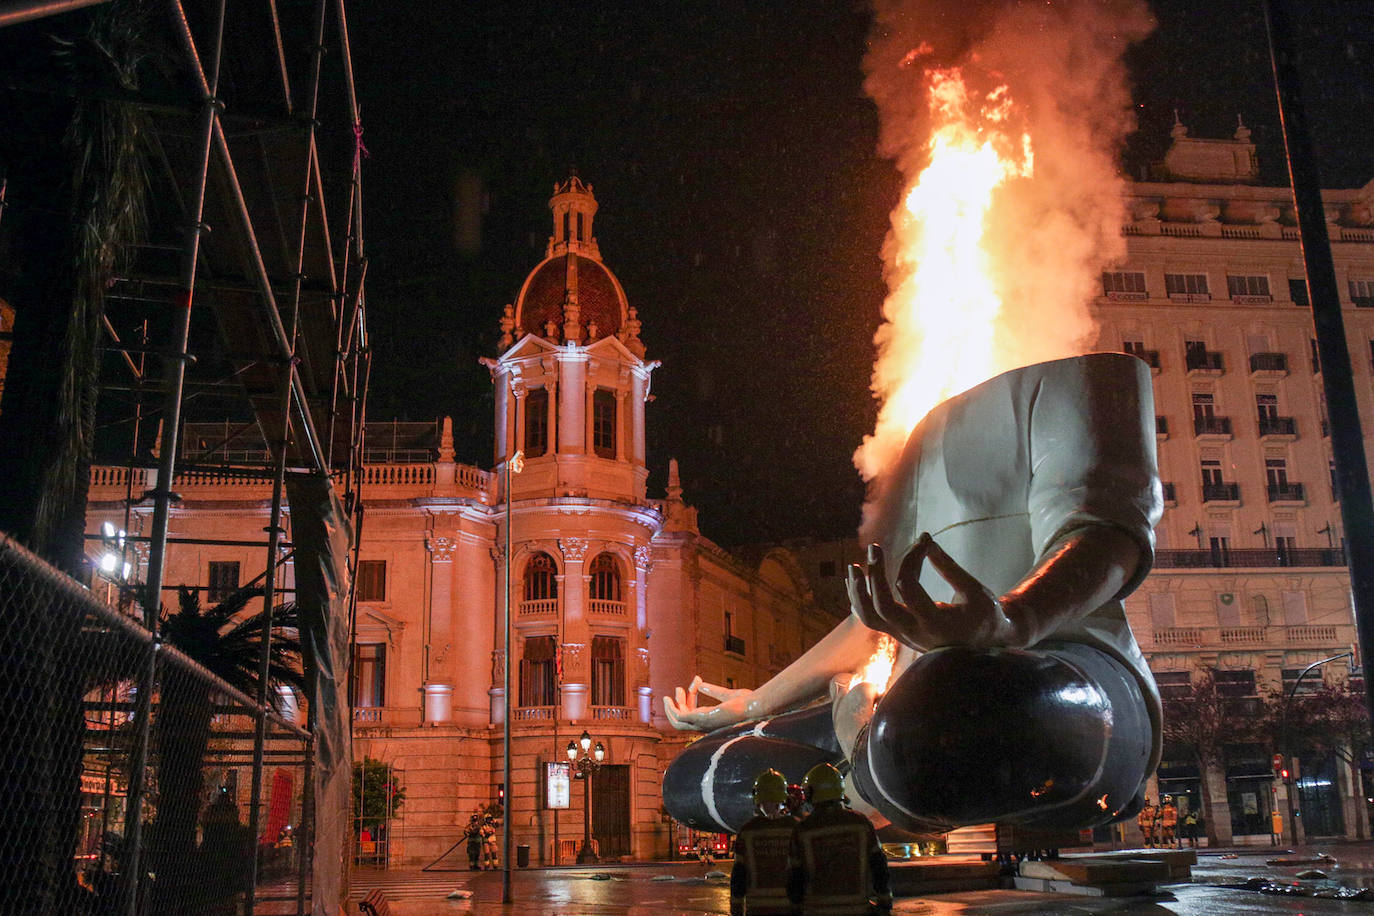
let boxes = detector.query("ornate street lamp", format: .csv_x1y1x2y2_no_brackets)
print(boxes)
567,730,605,864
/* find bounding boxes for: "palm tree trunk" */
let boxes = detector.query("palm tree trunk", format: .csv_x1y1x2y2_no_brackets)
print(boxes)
149,682,215,912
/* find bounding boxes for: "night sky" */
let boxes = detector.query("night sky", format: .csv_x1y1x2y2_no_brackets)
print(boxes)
347,0,1374,548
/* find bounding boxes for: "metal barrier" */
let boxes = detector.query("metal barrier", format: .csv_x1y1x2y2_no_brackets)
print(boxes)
0,534,312,914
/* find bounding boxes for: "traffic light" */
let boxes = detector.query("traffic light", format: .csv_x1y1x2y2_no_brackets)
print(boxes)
1280,766,1291,783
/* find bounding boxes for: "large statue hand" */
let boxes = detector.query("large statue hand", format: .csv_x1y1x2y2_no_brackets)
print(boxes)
663,675,754,732
848,536,1019,651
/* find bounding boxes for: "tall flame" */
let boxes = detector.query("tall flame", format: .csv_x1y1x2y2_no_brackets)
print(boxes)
853,0,1154,502
854,69,1032,480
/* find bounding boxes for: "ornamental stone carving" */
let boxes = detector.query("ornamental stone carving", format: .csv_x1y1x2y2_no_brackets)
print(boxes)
560,537,589,562
429,537,456,562
633,545,652,571
491,649,505,682
561,642,587,681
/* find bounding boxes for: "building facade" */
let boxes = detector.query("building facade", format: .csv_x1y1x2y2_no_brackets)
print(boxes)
1101,121,1374,845
85,177,837,864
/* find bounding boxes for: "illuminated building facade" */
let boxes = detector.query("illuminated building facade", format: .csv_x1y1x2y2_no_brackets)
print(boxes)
1094,120,1374,845
85,176,836,864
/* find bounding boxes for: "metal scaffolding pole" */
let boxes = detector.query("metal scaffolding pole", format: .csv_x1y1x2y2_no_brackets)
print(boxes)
120,0,225,910
1263,0,1374,727
245,0,328,905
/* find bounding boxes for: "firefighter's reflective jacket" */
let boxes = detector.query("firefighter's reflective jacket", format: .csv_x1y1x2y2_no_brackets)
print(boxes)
729,813,799,915
787,803,891,915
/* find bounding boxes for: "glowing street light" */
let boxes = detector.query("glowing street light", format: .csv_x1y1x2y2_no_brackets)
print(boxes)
568,730,605,864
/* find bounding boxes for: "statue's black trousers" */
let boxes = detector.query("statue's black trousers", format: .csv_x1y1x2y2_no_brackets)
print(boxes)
662,643,1152,835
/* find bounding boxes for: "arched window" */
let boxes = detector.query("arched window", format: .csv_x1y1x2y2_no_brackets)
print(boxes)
591,635,625,707
525,388,549,457
588,553,621,601
523,552,558,601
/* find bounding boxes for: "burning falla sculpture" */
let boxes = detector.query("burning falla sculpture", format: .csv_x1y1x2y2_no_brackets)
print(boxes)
662,353,1164,835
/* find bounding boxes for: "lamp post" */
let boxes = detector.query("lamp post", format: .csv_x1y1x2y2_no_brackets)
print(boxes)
1279,651,1353,845
567,730,605,864
502,448,523,904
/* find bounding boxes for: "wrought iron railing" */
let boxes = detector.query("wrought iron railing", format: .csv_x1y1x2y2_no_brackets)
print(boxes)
1268,482,1306,502
1201,482,1240,502
1154,547,1343,569
1258,416,1297,436
1194,416,1232,436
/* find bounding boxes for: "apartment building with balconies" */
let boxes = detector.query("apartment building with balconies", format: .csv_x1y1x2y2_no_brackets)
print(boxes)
1097,119,1374,843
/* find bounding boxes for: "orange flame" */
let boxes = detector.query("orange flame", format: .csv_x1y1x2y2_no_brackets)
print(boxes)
849,634,898,694
854,68,1033,480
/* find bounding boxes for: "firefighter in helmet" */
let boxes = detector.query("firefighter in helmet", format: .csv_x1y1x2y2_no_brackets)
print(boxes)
788,763,892,915
730,769,799,916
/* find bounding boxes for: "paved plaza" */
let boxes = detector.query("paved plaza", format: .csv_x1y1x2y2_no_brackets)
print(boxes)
345,841,1374,914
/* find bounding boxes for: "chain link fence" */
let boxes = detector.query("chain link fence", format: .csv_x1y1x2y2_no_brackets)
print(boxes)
0,534,312,914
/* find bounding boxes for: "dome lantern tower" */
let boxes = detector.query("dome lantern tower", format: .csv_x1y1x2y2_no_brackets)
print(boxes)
485,176,658,504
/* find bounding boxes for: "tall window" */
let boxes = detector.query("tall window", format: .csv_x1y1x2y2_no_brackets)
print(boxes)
1350,278,1374,308
523,552,558,601
591,636,625,707
1256,393,1278,424
1191,391,1216,422
562,211,570,242
525,388,549,457
207,561,240,603
352,643,386,707
576,211,585,241
1274,523,1297,560
593,389,616,458
1227,274,1271,299
589,553,621,601
1101,271,1146,298
356,560,387,602
1265,457,1290,489
1165,273,1210,298
1208,524,1230,565
520,635,557,707
1289,278,1310,306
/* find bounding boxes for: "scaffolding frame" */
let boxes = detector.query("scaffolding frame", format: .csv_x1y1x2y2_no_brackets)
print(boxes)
1,0,369,912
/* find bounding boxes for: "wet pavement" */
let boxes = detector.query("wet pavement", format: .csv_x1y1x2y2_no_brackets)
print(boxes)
349,842,1374,914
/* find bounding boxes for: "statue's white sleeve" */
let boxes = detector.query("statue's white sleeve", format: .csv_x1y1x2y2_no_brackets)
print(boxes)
1026,355,1164,600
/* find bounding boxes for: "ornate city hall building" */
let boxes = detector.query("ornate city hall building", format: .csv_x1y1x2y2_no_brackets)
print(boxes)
85,176,836,864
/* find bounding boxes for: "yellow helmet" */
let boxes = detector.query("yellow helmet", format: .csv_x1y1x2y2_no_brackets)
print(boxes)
803,763,844,804
753,769,788,806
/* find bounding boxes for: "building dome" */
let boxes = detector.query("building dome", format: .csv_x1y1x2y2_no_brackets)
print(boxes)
515,253,628,340
499,175,643,356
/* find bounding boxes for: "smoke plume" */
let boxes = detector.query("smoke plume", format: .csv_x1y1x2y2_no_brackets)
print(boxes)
855,0,1154,537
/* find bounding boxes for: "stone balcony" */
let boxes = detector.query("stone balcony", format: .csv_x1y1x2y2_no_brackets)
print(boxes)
89,460,496,504
1145,624,1344,650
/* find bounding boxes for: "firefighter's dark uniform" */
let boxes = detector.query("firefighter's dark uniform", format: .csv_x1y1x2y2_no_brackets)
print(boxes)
730,812,799,915
787,801,891,915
